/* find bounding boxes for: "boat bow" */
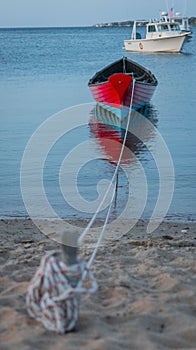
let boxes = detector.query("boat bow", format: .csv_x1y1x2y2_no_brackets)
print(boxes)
109,73,132,104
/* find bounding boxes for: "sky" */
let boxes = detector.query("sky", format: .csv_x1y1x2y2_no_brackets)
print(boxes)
0,0,195,27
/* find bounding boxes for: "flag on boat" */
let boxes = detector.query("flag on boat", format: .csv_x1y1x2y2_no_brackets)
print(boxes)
169,7,174,17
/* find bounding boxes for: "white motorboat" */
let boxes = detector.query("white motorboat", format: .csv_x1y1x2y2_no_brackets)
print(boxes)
124,13,191,53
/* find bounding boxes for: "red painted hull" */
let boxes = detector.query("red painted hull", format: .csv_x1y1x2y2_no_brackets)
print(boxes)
89,78,156,111
88,57,158,116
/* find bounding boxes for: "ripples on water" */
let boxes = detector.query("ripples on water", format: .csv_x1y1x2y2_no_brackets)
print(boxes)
0,27,195,221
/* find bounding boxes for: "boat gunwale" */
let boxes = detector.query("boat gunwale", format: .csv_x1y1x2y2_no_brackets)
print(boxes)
89,79,158,87
88,57,158,86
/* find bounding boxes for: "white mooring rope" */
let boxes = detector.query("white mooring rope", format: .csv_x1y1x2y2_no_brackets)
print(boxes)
78,77,136,250
26,77,136,333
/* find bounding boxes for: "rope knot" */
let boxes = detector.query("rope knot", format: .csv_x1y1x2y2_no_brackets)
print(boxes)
26,250,97,333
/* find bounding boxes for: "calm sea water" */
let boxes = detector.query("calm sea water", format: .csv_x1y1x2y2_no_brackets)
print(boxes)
0,26,195,222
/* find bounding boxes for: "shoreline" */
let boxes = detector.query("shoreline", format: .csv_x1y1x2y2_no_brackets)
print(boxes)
1,214,195,222
0,219,196,349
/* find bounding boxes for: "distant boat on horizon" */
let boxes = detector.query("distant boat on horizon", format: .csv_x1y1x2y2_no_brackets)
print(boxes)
124,13,191,53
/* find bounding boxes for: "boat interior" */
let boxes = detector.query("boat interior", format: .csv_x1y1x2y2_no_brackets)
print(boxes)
89,58,157,85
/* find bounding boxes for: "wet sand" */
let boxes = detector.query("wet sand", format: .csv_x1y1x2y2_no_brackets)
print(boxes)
0,218,196,350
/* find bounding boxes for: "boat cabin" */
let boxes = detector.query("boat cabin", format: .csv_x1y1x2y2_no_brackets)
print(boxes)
146,13,181,39
131,15,181,41
146,18,181,39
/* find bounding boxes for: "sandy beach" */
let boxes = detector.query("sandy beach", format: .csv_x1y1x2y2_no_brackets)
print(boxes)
0,218,195,350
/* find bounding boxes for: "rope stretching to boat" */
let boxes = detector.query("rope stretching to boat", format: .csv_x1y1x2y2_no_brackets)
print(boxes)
78,77,136,281
26,78,136,334
78,77,136,250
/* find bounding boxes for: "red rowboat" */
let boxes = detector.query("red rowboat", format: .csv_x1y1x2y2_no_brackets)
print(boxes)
88,57,158,119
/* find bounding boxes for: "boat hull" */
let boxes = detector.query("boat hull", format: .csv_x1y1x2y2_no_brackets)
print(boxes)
88,57,158,120
89,79,157,119
124,33,187,53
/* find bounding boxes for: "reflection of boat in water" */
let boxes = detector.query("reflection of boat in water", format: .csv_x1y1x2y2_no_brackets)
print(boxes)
89,103,158,165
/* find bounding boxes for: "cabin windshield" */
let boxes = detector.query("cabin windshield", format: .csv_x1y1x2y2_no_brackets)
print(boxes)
148,25,156,33
157,24,169,31
170,23,180,31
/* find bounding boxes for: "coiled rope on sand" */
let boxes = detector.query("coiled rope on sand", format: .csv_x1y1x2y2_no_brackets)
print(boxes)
26,250,97,334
